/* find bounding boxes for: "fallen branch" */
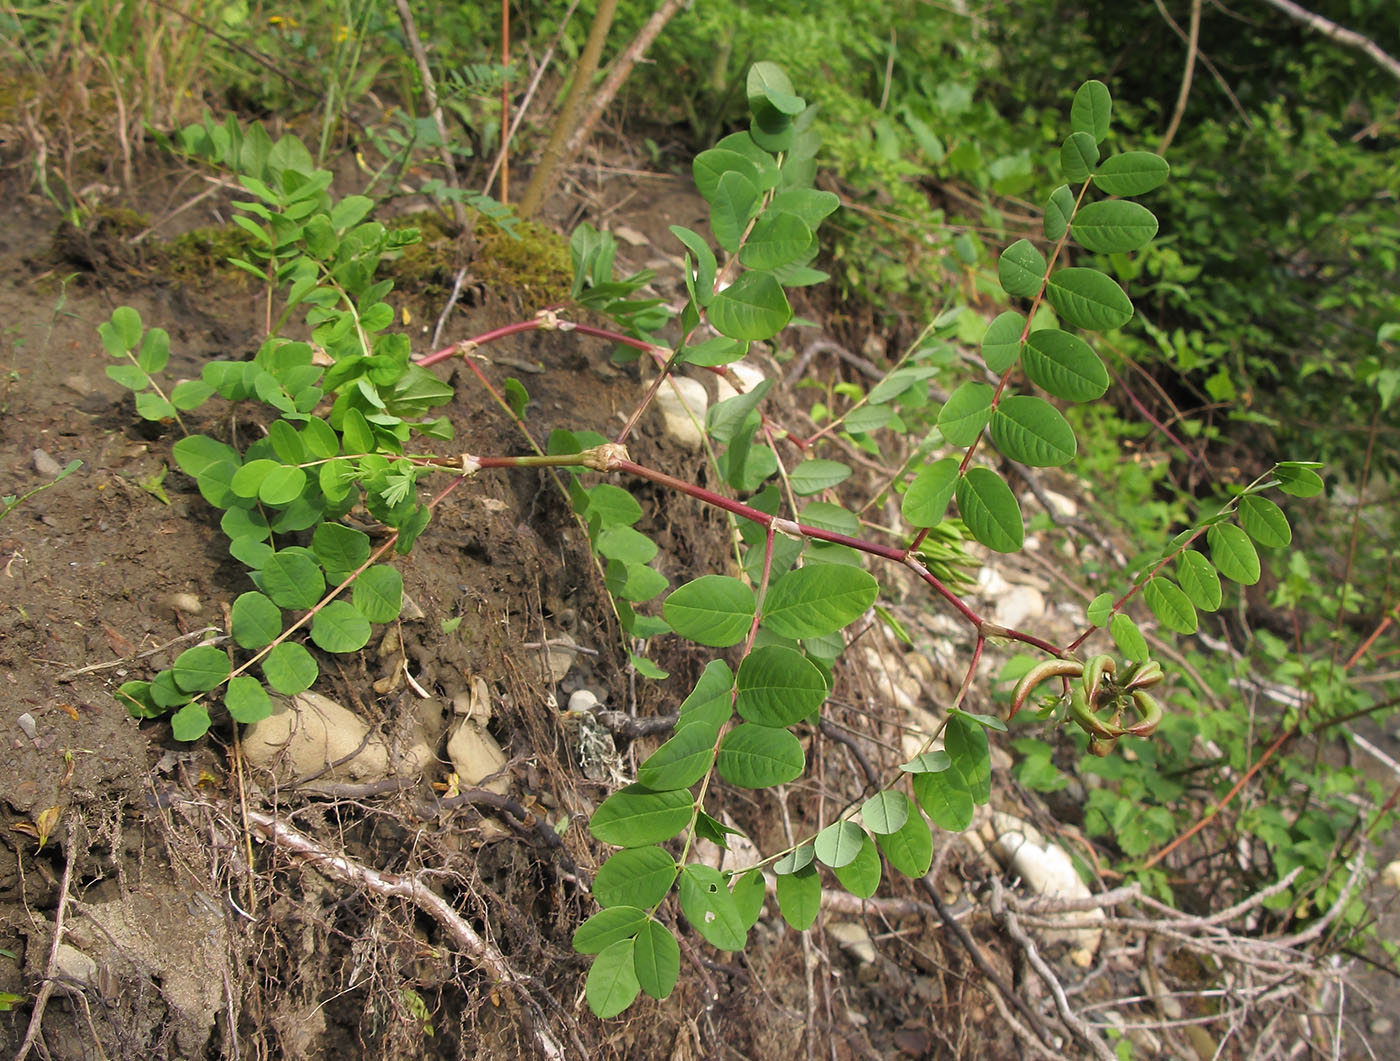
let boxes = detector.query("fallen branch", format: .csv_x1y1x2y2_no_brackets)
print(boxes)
246,810,566,1060
13,833,74,1061
1253,0,1400,82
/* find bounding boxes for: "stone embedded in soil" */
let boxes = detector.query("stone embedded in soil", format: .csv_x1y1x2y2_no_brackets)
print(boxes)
242,691,391,781
654,374,708,449
32,448,62,476
446,718,509,794
530,635,579,684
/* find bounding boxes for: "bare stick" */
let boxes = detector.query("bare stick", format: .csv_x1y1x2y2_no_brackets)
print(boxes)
1252,0,1400,81
14,834,74,1061
246,810,565,1060
561,0,688,161
392,0,466,227
1158,0,1202,154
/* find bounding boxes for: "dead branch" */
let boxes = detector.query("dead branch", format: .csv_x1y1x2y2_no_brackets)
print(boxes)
246,810,566,1060
1252,0,1400,82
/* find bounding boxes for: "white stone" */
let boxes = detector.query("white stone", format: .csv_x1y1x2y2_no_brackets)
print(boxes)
714,361,768,403
568,689,601,712
827,921,876,964
242,692,390,781
653,375,708,449
446,718,509,794
989,812,1104,963
170,593,202,614
1381,860,1400,890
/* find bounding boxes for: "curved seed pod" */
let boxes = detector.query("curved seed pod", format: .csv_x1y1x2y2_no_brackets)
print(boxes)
1089,737,1117,757
1067,686,1125,739
1080,654,1116,707
1009,658,1084,720
1122,659,1164,690
1126,689,1164,736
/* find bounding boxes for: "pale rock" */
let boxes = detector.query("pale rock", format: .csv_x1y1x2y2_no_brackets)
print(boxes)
32,449,62,477
568,689,602,713
899,705,945,763
828,921,876,964
1040,488,1078,519
654,375,708,449
170,593,202,614
446,718,508,794
54,942,98,986
452,675,493,723
988,811,1104,963
397,698,446,777
242,692,390,781
530,635,579,684
978,568,1044,630
612,224,648,247
1381,860,1400,890
714,361,768,402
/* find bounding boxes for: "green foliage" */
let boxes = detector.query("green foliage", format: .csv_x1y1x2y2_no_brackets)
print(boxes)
111,116,457,739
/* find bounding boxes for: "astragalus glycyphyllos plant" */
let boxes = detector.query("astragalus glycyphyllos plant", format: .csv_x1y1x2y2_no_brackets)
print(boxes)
104,67,1314,1020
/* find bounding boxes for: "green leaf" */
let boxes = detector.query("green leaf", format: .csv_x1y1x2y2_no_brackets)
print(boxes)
717,724,805,787
310,600,371,652
638,723,720,791
710,169,760,253
707,378,773,443
1093,151,1170,196
172,644,230,693
732,869,766,929
573,906,648,954
902,457,960,528
981,311,1025,373
1060,131,1099,182
788,458,851,496
605,560,668,602
586,939,640,1018
260,548,326,609
1087,593,1114,627
106,363,149,390
735,645,827,727
678,660,736,731
768,188,840,227
692,149,762,204
1239,495,1291,548
1144,577,1197,634
876,812,934,877
997,239,1046,298
230,459,279,499
831,833,881,898
912,770,974,831
1071,80,1112,142
761,565,878,640
172,435,241,479
134,391,176,421
633,920,680,1001
900,750,951,774
596,526,659,565
990,394,1077,467
1043,185,1076,241
861,790,911,835
679,864,747,951
171,379,215,411
953,709,1007,733
1022,329,1109,402
740,212,813,270
1274,463,1324,498
1176,550,1222,612
1045,268,1134,331
938,382,994,447
224,676,273,724
105,305,143,352
747,61,805,115
262,641,319,694
708,271,792,340
593,846,679,909
814,820,866,869
584,483,644,529
1072,200,1158,254
258,465,307,506
775,863,821,930
773,844,815,876
664,575,755,648
351,565,402,623
1109,612,1149,662
503,377,529,419
945,714,990,805
170,703,212,741
1208,523,1260,585
232,592,283,650
670,225,717,303
590,785,693,847
956,468,1024,553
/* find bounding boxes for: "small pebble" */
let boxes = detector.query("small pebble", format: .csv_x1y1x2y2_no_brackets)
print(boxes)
32,449,62,477
568,689,601,713
170,593,202,615
16,712,37,740
1371,1017,1394,1036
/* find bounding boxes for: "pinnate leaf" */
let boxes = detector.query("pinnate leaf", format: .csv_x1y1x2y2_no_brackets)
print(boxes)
593,846,679,909
1072,200,1159,254
590,785,693,847
1046,268,1134,331
717,724,805,787
998,239,1046,298
1144,577,1198,634
1176,550,1222,612
1093,151,1170,195
1209,523,1260,585
1022,329,1109,402
989,394,1077,467
956,468,1024,553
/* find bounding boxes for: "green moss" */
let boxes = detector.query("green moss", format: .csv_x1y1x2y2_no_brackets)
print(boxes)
161,224,259,287
386,209,572,311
